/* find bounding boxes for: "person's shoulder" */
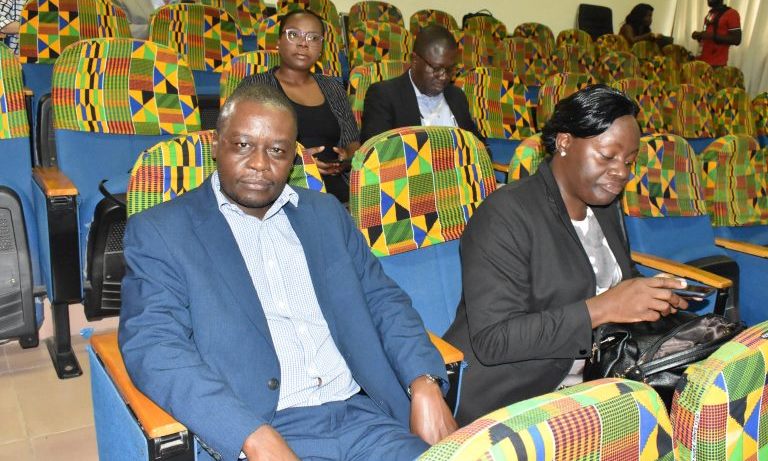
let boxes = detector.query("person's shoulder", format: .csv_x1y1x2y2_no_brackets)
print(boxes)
724,7,740,21
369,72,407,92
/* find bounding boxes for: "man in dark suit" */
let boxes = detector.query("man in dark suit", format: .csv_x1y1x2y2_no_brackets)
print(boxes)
360,25,482,143
119,83,457,461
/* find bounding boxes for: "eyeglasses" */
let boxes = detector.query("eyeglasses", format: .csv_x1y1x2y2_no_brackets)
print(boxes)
414,51,456,78
283,28,324,46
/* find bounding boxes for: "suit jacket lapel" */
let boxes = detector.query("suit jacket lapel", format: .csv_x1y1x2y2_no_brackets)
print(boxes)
396,72,423,127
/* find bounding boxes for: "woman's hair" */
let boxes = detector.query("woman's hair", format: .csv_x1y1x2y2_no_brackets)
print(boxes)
279,9,326,35
624,3,653,35
541,84,639,155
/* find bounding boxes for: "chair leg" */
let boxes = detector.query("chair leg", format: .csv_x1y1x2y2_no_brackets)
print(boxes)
47,301,82,379
19,330,39,349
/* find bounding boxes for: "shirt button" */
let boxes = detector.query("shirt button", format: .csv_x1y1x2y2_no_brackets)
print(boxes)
267,378,280,390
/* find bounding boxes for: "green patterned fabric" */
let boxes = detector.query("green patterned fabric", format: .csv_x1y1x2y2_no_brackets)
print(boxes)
622,134,707,218
457,31,505,70
454,67,536,140
463,15,507,40
612,78,671,134
667,84,716,138
512,22,554,54
712,65,745,90
349,126,495,257
18,0,130,64
347,20,410,68
507,134,547,183
52,38,201,135
631,40,661,61
348,0,404,29
409,9,459,37
754,93,768,140
421,378,674,461
347,60,409,128
0,44,29,139
537,72,595,128
639,55,680,88
127,131,325,216
594,50,639,83
662,44,691,64
199,0,264,37
681,60,716,96
219,50,280,106
595,33,630,56
551,43,595,76
672,321,768,461
503,36,551,87
556,28,592,49
712,88,754,137
699,134,768,227
149,3,241,73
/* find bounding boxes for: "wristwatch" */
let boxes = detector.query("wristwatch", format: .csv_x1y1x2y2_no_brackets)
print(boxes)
407,374,444,397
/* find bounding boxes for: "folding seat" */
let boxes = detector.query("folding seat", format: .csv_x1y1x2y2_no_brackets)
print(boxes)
420,378,675,461
454,67,536,182
631,40,662,61
503,36,551,89
346,21,410,69
456,31,505,70
462,15,507,40
347,60,409,128
551,43,595,76
612,78,669,136
200,0,265,51
506,134,547,183
556,28,593,50
754,92,768,148
594,33,630,56
18,0,131,166
0,44,41,348
347,0,404,29
536,72,594,128
219,50,281,107
409,9,459,37
681,60,716,95
594,50,640,83
667,83,717,153
672,321,768,460
662,43,691,64
512,22,555,54
639,55,680,89
712,65,745,90
32,38,201,378
711,87,754,137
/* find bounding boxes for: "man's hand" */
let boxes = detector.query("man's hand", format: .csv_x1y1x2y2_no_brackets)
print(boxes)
242,424,299,461
409,376,458,445
692,31,703,41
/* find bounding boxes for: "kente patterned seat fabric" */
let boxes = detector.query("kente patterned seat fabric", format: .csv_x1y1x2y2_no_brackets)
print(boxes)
536,72,594,128
347,60,409,128
712,65,745,90
503,37,550,87
631,40,661,61
594,51,639,83
698,134,768,227
18,0,130,64
681,60,716,95
462,15,507,40
347,21,410,68
127,130,325,216
349,126,495,257
668,84,716,139
639,55,680,88
662,44,691,64
0,46,29,140
199,0,265,38
556,28,592,50
253,13,342,77
672,321,768,461
276,0,342,35
149,3,240,73
409,9,459,36
712,88,754,137
551,44,595,76
622,134,707,218
454,67,536,141
419,378,674,461
594,33,630,56
52,38,201,135
347,0,404,29
219,50,280,106
754,93,768,143
507,134,547,183
457,32,505,70
512,22,554,54
612,78,672,134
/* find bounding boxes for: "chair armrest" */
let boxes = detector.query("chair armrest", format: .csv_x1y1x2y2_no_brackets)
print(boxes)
631,251,733,289
23,87,33,97
428,332,464,364
90,333,187,439
715,237,768,258
32,167,78,197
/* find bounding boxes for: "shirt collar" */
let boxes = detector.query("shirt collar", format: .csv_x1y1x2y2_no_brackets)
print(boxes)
408,69,444,102
211,171,299,220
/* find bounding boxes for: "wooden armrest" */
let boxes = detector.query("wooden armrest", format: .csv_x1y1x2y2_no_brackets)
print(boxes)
90,333,187,439
32,167,78,196
23,87,33,97
428,332,464,364
631,251,733,289
715,237,768,258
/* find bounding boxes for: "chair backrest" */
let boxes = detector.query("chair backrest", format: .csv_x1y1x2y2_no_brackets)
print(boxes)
219,50,281,106
551,43,595,76
754,92,768,146
507,134,547,183
18,0,130,64
457,31,504,70
631,40,661,61
199,0,262,37
639,55,680,88
662,43,690,64
420,378,674,461
681,60,715,95
409,9,459,37
347,21,410,68
348,1,404,29
594,33,629,55
698,134,768,228
462,15,506,40
712,65,745,90
0,46,28,144
556,28,593,49
347,60,409,128
127,130,325,216
512,22,554,54
149,3,241,73
612,77,671,134
536,72,594,128
594,50,639,83
668,84,716,139
711,87,754,137
503,37,550,87
454,67,536,141
672,321,768,460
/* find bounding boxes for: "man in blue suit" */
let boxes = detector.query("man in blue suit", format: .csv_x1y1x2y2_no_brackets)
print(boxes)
119,83,457,461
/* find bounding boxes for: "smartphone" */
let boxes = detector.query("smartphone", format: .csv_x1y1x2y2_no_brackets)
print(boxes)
674,283,716,300
313,150,343,164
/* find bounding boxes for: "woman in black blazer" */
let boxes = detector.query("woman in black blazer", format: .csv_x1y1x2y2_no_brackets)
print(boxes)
444,85,690,426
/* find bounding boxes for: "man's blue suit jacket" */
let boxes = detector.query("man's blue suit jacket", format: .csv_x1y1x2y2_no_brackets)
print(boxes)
118,178,447,460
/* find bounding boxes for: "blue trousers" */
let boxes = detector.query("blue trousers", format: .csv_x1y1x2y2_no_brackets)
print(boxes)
269,394,428,461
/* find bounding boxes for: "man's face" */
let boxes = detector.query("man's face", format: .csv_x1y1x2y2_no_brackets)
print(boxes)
212,101,296,219
410,44,458,97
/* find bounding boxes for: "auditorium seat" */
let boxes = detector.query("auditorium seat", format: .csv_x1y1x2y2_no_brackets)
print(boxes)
594,33,629,56
639,55,680,89
462,15,506,40
456,31,505,70
551,43,595,76
512,22,554,54
347,60,409,128
536,72,594,128
711,87,754,137
631,40,662,61
503,36,551,88
712,65,745,90
556,28,593,50
594,50,640,83
668,83,716,153
200,0,264,51
681,60,716,95
753,92,768,148
347,21,410,68
409,9,459,37
219,50,281,107
662,43,691,64
347,0,404,29
506,133,547,183
612,77,672,135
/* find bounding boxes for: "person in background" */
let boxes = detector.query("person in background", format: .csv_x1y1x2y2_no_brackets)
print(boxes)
619,3,661,45
692,0,741,67
238,9,359,203
0,0,23,54
112,0,172,40
443,85,689,426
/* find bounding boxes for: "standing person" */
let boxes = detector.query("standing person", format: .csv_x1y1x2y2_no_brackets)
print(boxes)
238,9,360,203
619,3,660,45
443,85,689,426
0,0,23,54
692,0,741,67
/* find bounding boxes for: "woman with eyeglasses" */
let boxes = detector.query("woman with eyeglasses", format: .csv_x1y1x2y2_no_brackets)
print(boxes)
238,10,359,203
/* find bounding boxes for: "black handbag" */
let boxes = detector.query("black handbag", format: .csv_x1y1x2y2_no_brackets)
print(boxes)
583,311,744,407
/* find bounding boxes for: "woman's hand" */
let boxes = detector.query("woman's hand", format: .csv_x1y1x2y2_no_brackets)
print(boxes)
304,146,347,176
586,277,689,327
